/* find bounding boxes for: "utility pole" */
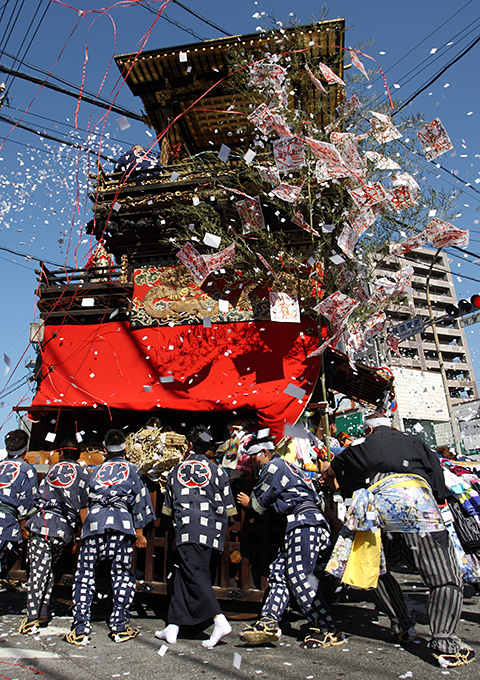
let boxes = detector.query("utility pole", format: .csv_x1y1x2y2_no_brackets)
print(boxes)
425,248,463,455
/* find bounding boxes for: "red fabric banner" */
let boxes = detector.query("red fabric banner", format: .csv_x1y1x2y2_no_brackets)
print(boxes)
30,319,321,442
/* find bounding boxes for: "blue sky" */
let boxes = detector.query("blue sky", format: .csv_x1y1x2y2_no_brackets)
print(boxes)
0,0,479,441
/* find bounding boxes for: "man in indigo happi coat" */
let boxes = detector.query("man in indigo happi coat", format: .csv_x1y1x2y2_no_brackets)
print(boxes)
19,440,89,635
0,430,37,577
156,425,236,649
237,429,345,649
66,429,154,646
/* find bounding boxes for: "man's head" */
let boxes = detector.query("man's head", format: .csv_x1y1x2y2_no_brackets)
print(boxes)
59,439,81,462
245,428,276,468
103,429,126,458
328,415,337,438
187,425,213,456
4,429,28,457
132,144,145,153
363,412,392,436
436,445,455,460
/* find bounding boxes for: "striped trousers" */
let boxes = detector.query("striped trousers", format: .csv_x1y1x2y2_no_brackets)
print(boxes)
372,530,463,654
27,533,65,621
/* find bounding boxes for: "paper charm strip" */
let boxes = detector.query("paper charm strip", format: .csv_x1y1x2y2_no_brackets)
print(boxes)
348,48,369,80
304,64,327,94
386,173,420,210
256,165,281,185
364,311,387,341
176,242,210,284
177,242,236,284
428,217,469,249
305,138,351,179
291,212,321,237
318,62,346,87
349,183,387,209
364,151,401,170
269,292,300,323
236,196,266,233
336,95,361,119
367,266,414,306
248,103,290,137
256,251,279,279
271,182,303,203
337,224,359,259
386,334,401,357
273,136,305,171
370,111,402,143
202,243,236,273
330,131,365,176
249,62,287,90
391,218,469,256
417,118,453,161
314,290,360,331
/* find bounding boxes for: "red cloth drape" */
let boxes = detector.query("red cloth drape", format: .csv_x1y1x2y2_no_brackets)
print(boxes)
30,319,321,441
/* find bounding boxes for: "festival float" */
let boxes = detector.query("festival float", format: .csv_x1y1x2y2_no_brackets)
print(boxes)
14,20,396,599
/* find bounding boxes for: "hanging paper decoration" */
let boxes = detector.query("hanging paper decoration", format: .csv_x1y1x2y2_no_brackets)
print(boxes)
271,182,303,203
370,111,402,143
330,131,365,176
304,138,351,178
350,206,377,233
304,63,327,94
176,242,210,284
367,266,414,306
177,242,236,285
314,291,359,331
428,217,469,249
202,243,236,272
417,118,453,161
248,103,290,136
256,165,281,185
317,62,346,87
269,292,300,323
249,62,287,90
386,334,401,357
335,94,361,118
337,224,359,259
348,48,369,80
273,136,305,171
391,218,469,256
364,311,387,341
291,211,321,237
256,251,279,279
364,151,401,170
349,183,387,209
236,196,266,233
386,172,420,210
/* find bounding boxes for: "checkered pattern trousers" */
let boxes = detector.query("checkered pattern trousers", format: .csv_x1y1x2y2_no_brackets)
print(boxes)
27,533,65,621
72,532,135,635
261,524,335,630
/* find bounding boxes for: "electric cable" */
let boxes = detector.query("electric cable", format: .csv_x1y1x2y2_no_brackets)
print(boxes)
171,0,231,37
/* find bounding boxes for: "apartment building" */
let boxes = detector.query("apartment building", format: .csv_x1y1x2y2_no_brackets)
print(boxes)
378,247,478,405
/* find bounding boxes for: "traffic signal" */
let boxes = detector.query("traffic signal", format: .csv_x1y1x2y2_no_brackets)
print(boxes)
445,294,480,319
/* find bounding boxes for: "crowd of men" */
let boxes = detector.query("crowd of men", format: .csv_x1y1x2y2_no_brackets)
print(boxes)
0,415,476,668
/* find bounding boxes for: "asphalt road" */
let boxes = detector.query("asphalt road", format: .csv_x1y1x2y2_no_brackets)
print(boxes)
1,572,479,680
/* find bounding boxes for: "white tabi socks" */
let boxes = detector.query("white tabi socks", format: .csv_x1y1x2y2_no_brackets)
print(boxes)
202,613,232,648
155,624,179,644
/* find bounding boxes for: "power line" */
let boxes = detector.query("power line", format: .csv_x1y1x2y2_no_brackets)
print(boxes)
172,0,231,37
137,1,205,41
393,33,480,116
0,62,144,121
0,111,115,162
0,244,63,267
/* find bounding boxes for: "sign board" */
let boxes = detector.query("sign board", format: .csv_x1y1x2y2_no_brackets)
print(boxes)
390,317,425,340
390,366,449,420
460,311,480,328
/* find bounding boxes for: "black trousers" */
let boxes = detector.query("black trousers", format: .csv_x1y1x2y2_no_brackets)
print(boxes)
168,543,221,627
372,530,463,654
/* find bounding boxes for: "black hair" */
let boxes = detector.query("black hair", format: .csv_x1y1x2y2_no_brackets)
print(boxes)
103,428,126,456
5,429,28,453
60,439,81,461
187,425,213,455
